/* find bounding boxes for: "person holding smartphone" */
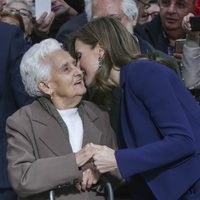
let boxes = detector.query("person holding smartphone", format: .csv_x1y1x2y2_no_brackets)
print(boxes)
181,3,200,101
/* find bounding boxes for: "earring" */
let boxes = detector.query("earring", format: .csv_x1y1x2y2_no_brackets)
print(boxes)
98,57,103,68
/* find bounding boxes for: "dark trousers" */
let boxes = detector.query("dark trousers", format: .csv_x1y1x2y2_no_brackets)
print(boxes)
0,189,17,200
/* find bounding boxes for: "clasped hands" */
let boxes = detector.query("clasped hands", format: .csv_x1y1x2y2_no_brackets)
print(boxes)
75,143,117,191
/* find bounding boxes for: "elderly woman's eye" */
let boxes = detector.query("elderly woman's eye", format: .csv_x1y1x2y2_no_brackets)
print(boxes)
64,66,69,71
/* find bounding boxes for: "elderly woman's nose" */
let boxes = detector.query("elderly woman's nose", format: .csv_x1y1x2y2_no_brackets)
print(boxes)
76,60,81,69
73,66,83,75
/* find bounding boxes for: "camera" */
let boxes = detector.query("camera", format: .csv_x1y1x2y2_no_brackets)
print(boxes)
190,16,200,32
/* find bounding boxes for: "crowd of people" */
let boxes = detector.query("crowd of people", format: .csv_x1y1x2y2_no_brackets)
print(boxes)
0,0,200,200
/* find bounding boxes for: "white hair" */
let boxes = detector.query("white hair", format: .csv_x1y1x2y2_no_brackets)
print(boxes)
84,0,138,22
20,38,62,97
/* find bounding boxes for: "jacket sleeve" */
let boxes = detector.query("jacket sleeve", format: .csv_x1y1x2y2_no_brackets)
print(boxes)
182,38,200,89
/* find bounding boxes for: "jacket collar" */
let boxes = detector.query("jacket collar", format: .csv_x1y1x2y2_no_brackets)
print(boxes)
30,99,102,156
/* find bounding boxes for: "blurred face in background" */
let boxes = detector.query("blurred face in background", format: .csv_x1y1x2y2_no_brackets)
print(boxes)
92,0,136,34
159,0,194,32
51,0,68,17
4,2,32,36
138,2,160,24
0,0,6,11
135,0,151,22
0,12,23,29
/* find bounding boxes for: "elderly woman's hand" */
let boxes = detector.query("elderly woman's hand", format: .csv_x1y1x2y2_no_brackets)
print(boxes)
76,168,100,191
75,143,98,167
182,13,194,32
91,144,118,173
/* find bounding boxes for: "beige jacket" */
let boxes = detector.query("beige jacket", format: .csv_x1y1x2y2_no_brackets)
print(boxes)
6,100,118,200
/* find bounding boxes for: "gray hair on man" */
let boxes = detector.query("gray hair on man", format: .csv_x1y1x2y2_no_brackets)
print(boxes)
20,38,62,97
84,0,138,22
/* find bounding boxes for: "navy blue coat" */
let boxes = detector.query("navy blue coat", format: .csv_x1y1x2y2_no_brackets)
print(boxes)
116,60,200,200
0,22,33,188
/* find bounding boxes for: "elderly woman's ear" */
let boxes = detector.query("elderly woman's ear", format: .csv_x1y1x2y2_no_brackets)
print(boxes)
38,81,53,97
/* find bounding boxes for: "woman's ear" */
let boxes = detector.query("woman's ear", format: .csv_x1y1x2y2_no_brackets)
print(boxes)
96,43,105,58
38,81,52,96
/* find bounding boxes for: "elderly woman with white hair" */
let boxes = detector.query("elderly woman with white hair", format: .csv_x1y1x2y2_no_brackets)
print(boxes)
6,38,118,200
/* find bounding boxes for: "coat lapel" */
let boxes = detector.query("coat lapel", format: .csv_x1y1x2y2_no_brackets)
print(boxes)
31,101,72,156
80,103,103,147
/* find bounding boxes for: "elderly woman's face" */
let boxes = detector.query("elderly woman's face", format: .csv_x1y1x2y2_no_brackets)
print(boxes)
47,49,86,103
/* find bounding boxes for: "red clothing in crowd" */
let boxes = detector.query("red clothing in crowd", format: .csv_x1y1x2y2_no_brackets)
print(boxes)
194,0,200,15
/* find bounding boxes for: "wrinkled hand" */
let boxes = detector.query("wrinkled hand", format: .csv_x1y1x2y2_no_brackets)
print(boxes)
33,11,55,36
92,144,118,173
182,13,194,32
75,143,99,167
76,168,100,191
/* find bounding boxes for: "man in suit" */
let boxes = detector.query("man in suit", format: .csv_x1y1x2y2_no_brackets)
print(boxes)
0,22,33,200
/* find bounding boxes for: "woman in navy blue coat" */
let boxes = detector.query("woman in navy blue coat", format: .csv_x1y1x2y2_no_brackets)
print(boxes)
71,16,200,200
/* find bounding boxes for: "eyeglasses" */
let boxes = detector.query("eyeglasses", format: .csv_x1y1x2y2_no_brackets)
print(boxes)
159,0,188,9
3,7,32,18
141,11,159,20
137,0,151,9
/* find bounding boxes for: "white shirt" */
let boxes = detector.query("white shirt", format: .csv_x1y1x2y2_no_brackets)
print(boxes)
57,108,83,153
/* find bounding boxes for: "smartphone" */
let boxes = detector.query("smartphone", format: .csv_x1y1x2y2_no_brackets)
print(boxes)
175,39,186,54
190,16,200,32
35,0,51,20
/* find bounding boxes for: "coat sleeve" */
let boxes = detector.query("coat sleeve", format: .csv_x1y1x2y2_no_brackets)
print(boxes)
6,109,82,198
116,61,197,178
8,26,33,107
182,44,200,89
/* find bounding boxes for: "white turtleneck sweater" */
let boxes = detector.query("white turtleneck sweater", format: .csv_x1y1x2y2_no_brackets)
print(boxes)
57,108,83,153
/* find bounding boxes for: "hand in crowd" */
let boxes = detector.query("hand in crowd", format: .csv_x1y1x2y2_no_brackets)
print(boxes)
52,0,78,17
33,11,55,36
182,13,194,33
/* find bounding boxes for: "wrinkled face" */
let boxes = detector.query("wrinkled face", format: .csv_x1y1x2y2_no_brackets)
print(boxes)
51,0,68,17
0,15,20,27
139,3,160,24
159,0,194,31
47,49,86,102
6,2,32,35
92,0,135,34
75,39,101,87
